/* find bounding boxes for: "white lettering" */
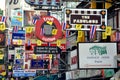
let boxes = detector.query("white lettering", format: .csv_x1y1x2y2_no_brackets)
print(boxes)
43,17,54,22
42,37,56,42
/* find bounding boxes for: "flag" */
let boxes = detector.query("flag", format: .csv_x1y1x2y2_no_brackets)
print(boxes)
7,38,11,45
48,43,50,46
13,26,18,33
32,19,37,24
90,26,97,39
41,27,44,35
0,16,7,22
62,22,66,30
116,32,120,42
28,40,31,46
66,30,70,37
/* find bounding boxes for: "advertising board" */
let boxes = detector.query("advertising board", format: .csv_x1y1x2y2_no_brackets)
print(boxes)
65,9,107,30
78,43,117,68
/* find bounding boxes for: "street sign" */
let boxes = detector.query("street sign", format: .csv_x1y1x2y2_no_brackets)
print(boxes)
34,46,61,54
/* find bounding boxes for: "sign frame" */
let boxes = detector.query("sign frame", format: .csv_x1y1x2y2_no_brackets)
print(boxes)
65,8,107,30
34,46,61,54
78,42,117,69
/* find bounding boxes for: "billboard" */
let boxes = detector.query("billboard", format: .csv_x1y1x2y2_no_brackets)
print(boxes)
78,43,117,68
65,9,107,30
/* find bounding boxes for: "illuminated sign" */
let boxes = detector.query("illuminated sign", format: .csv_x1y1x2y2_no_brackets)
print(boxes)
35,16,62,42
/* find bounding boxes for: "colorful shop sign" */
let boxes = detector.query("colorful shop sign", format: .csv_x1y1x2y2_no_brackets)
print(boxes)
78,43,117,68
11,9,23,27
65,9,107,30
35,16,62,42
12,30,25,45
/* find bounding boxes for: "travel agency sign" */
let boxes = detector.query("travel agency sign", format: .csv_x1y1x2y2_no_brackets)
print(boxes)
35,16,62,42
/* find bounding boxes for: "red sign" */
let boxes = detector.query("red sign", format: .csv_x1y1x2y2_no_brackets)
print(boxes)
35,16,62,42
71,56,77,64
50,44,66,51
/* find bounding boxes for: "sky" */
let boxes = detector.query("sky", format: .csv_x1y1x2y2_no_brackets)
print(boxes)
0,0,5,10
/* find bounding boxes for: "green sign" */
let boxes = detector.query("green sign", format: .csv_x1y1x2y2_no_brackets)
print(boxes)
0,9,3,16
89,45,107,55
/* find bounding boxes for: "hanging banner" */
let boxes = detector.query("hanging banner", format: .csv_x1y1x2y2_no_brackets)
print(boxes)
78,43,117,68
35,16,62,42
65,9,107,30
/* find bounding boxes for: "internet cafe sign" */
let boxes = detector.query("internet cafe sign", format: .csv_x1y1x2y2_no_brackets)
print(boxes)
35,16,62,42
65,9,107,29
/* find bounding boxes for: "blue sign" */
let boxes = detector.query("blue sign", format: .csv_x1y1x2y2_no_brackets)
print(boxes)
31,60,44,69
13,73,36,77
13,70,36,77
12,30,25,40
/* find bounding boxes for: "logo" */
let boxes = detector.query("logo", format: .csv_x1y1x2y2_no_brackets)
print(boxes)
35,16,62,42
89,45,107,55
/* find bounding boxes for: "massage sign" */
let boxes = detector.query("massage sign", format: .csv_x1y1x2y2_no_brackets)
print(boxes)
35,16,62,42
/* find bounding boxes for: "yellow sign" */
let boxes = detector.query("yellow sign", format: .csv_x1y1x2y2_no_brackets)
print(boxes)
0,55,4,59
78,31,83,37
102,32,107,39
77,36,81,42
8,66,12,70
46,21,53,25
32,54,37,59
1,72,6,76
105,26,112,35
11,78,14,80
49,54,52,59
0,23,6,31
52,29,57,35
18,39,22,45
57,40,61,46
16,54,21,59
75,24,82,30
26,27,33,33
37,40,42,46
